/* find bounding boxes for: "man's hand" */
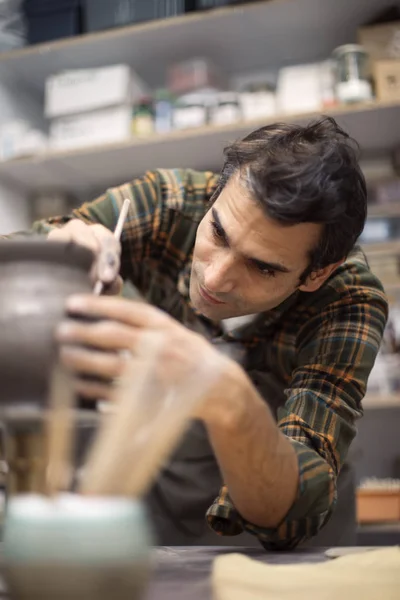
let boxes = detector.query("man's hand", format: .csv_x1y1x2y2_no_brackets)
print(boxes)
56,294,240,424
48,220,122,295
57,294,299,529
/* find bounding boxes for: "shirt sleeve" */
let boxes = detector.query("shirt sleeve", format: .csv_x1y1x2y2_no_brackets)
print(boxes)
35,171,163,252
1,171,167,283
207,279,388,549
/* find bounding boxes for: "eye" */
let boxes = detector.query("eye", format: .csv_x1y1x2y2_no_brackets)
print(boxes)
252,261,276,278
211,220,227,244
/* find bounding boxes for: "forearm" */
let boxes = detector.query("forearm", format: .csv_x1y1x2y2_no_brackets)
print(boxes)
205,366,299,529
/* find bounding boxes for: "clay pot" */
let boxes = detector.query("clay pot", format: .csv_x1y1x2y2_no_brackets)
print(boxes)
0,240,94,410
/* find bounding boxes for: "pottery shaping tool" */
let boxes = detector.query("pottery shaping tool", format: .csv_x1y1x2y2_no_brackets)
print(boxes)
93,198,131,296
80,331,222,498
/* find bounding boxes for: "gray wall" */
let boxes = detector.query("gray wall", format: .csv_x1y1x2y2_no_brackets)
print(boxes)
352,407,400,483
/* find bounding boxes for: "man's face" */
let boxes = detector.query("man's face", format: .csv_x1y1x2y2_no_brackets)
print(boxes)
190,175,325,321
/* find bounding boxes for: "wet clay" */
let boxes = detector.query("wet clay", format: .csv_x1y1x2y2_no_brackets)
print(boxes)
0,240,93,409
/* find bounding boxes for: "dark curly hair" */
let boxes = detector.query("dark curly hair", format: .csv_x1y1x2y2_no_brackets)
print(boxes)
215,117,367,283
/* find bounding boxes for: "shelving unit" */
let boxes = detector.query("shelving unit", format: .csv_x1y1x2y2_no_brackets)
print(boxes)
0,0,393,90
0,98,399,199
363,394,400,410
0,0,398,200
368,204,400,219
363,241,400,258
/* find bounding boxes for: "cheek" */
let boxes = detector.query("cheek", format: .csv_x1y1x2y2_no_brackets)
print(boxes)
245,275,295,305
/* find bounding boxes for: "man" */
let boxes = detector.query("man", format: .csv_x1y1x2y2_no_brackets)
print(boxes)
21,117,388,549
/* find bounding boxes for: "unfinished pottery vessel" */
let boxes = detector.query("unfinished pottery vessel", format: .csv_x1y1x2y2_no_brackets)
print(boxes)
3,494,153,600
0,240,93,410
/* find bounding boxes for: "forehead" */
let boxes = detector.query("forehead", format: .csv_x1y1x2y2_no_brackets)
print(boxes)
212,176,322,269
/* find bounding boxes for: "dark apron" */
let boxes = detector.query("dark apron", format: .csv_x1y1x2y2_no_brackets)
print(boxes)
74,332,356,548
143,342,357,548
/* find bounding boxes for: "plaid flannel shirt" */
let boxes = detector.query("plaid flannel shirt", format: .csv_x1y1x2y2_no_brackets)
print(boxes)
27,168,388,549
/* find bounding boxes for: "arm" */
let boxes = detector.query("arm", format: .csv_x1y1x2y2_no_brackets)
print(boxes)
203,364,299,530
2,171,166,290
4,171,161,236
206,283,388,549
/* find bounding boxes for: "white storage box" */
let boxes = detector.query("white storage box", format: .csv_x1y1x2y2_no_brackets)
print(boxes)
49,106,132,151
277,63,323,114
239,91,276,121
45,64,147,119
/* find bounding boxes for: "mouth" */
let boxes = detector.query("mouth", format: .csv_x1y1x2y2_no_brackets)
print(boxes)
199,284,225,305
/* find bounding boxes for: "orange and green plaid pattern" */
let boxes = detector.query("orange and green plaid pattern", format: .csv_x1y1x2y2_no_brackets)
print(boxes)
27,168,388,550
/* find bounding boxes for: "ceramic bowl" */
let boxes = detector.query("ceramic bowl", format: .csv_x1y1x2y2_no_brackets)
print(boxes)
2,494,153,600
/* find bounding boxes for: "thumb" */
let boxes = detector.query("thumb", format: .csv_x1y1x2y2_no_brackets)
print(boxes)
96,238,121,284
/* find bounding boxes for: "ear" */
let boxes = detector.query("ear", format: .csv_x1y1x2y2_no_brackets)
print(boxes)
299,260,344,293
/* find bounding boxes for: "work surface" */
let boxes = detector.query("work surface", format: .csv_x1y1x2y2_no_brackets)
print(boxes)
0,545,380,600
146,546,329,600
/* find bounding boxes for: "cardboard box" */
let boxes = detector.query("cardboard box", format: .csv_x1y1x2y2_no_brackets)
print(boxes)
357,488,400,523
374,60,400,102
359,21,400,61
276,63,323,114
49,106,132,151
45,64,148,119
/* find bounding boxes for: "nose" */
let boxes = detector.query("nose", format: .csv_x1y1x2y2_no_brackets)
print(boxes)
203,251,236,294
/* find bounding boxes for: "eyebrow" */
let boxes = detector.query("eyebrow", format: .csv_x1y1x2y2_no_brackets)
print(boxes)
211,208,292,274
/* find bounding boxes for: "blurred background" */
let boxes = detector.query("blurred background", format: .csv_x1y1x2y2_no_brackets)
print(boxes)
0,0,398,541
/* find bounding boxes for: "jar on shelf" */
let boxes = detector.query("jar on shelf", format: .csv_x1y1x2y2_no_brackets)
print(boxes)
132,97,154,136
154,89,174,134
332,44,373,104
239,83,276,121
173,94,208,130
210,92,241,126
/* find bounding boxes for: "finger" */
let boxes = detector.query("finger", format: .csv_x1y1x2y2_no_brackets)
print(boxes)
72,377,114,402
65,295,172,329
56,319,139,352
103,275,123,296
60,345,127,380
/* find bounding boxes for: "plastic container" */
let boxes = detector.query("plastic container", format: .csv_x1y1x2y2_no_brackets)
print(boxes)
23,0,82,44
210,92,240,126
49,106,133,151
154,89,174,134
239,83,276,121
167,57,227,95
44,64,146,119
173,93,208,130
83,0,187,32
333,44,373,104
132,97,154,136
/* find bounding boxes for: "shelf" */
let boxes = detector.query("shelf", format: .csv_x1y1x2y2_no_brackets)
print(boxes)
0,99,399,198
381,283,400,294
0,0,394,91
362,241,400,258
368,204,400,219
363,394,400,409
